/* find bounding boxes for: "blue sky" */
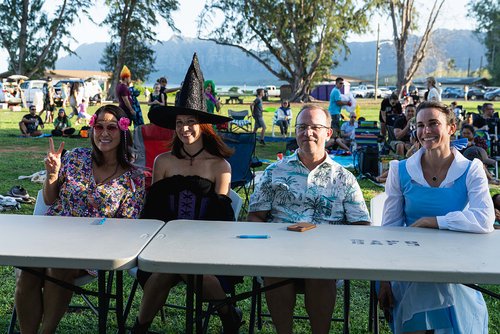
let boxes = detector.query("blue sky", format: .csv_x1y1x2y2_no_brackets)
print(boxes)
0,0,477,73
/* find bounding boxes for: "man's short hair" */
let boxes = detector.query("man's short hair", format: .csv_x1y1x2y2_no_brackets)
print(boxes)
296,105,332,126
29,105,36,110
335,77,344,84
483,103,494,111
256,88,264,95
390,93,399,101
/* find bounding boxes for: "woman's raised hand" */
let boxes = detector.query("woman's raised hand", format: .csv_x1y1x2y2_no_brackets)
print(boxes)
45,138,64,178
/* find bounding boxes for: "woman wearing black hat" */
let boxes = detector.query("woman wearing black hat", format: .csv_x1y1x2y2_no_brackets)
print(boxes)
132,54,242,333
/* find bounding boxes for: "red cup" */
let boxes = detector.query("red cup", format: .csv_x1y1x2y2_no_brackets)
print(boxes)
277,152,284,160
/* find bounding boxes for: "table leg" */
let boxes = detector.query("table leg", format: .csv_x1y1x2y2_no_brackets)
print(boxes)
186,275,194,334
195,275,203,334
116,271,125,334
98,270,106,334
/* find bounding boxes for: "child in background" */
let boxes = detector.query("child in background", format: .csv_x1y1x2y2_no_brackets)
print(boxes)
76,98,91,125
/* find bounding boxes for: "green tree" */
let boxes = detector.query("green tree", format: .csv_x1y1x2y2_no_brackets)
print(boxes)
199,0,379,102
468,0,500,84
100,0,179,100
0,0,91,77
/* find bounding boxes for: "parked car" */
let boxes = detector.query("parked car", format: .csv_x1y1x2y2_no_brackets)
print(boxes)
441,87,465,99
53,79,102,105
485,88,500,101
20,80,45,110
351,85,375,98
467,88,485,100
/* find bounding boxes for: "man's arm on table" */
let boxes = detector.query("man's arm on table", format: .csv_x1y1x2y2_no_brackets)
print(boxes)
247,211,269,222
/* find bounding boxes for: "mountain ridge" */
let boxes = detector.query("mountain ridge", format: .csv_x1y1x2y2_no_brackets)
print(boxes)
56,29,487,85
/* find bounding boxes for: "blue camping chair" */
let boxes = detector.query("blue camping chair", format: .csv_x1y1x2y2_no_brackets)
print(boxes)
220,132,258,217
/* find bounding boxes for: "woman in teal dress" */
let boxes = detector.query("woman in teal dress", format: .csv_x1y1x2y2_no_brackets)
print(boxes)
379,101,494,334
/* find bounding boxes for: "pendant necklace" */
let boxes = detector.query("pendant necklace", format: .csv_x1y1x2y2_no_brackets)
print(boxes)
97,164,119,185
182,147,204,166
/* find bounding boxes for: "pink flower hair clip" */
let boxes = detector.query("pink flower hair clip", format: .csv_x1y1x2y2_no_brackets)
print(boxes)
89,114,97,127
118,117,131,131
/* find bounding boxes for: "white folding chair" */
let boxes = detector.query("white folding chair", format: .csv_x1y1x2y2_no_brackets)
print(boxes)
370,192,387,227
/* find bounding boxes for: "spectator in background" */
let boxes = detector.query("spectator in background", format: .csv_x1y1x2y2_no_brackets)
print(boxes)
116,65,136,122
19,105,44,137
204,80,221,114
463,146,499,185
472,103,497,130
42,78,55,124
275,99,292,137
61,82,69,108
147,83,165,111
68,81,82,119
328,77,350,130
492,194,500,229
340,111,358,145
250,88,266,145
460,124,488,152
157,76,181,106
379,93,403,137
76,99,91,125
52,108,75,137
129,81,145,126
392,104,416,156
426,76,441,102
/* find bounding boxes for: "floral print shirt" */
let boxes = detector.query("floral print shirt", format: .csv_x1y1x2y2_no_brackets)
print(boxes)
249,152,370,225
47,148,144,218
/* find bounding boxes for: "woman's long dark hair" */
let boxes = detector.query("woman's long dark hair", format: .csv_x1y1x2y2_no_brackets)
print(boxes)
57,110,68,123
171,121,233,160
90,105,133,168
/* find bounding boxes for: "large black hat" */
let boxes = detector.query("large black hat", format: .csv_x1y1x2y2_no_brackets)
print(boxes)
148,53,232,129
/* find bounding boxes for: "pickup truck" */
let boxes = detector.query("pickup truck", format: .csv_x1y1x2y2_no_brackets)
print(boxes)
262,85,281,101
20,80,45,111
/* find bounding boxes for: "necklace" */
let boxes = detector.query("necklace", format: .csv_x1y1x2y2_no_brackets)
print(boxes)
97,164,119,185
182,146,204,166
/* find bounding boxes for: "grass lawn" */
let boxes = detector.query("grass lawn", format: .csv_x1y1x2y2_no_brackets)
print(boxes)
0,98,499,333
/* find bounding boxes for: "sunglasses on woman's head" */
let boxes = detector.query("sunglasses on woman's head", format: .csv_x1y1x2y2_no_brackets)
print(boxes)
93,123,119,133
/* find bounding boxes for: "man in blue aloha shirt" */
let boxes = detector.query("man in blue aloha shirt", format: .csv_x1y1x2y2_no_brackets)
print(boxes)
248,105,370,334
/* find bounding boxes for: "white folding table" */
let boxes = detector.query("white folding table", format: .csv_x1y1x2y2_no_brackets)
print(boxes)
0,214,164,334
138,219,500,333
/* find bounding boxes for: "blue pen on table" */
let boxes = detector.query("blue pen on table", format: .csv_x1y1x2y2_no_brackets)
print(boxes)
92,218,107,225
237,235,270,239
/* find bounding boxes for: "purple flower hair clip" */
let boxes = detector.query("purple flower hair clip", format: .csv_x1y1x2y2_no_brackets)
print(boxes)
118,117,131,131
89,114,97,127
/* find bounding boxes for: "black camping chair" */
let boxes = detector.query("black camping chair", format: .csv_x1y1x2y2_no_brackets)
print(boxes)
221,132,259,218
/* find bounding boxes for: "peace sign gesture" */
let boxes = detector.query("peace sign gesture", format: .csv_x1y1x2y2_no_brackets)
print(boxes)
45,138,65,178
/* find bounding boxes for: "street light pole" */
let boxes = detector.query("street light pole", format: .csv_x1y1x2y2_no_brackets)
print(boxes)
375,24,380,101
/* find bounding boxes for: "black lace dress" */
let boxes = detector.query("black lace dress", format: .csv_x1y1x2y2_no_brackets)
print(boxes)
141,175,234,222
138,175,237,288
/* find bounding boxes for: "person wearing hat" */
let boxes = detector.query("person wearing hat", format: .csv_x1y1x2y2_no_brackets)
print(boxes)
379,101,493,334
52,108,75,137
115,65,136,122
132,54,243,334
463,145,499,184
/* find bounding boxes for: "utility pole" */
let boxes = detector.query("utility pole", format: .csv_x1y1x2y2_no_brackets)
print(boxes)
467,58,471,77
374,24,380,101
